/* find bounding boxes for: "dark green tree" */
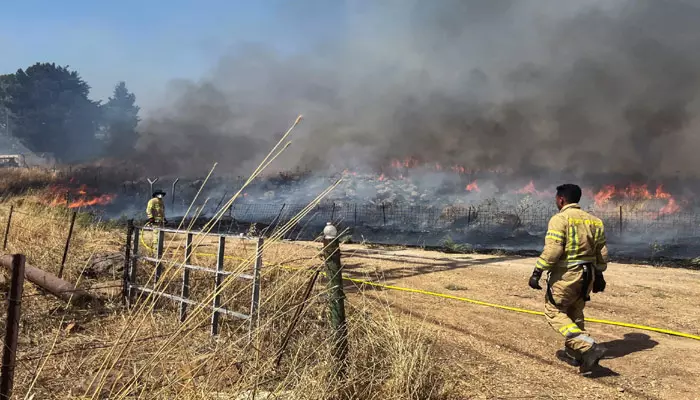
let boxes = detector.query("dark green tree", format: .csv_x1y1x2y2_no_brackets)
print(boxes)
3,63,102,161
103,81,140,156
0,74,16,135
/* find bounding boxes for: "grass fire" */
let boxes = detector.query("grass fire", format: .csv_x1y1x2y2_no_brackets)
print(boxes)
2,1,700,399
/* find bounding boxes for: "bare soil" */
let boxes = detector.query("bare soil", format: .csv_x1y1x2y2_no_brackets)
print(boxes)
272,241,700,400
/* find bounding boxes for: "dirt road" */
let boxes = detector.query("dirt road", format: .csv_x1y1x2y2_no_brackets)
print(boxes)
327,244,700,399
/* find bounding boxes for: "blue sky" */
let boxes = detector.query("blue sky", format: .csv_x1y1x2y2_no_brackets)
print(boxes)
0,0,344,112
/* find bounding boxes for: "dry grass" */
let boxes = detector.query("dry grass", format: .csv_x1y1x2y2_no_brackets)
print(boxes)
0,167,58,196
0,196,452,399
0,118,454,399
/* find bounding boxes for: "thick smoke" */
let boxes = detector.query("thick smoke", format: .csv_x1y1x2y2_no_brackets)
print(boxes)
137,0,700,183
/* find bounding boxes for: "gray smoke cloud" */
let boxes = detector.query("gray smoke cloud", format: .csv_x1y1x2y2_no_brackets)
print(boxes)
136,0,700,184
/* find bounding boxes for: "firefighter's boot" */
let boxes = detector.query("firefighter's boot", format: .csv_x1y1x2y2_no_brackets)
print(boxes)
556,347,581,367
579,343,606,375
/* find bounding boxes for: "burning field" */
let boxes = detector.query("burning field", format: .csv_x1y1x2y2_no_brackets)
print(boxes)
43,183,116,209
2,177,700,399
25,159,700,262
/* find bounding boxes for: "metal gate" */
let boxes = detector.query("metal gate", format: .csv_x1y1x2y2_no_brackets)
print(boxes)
122,222,262,336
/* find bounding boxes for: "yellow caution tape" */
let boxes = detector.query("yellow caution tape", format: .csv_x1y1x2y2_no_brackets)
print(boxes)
139,234,700,341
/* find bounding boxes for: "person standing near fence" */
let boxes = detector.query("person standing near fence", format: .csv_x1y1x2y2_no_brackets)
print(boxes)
527,183,609,375
146,190,168,249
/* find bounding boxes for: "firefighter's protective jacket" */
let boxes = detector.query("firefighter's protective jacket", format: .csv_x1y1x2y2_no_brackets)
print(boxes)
146,198,165,222
536,204,608,272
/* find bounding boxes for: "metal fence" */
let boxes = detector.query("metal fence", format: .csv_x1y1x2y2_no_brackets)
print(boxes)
124,224,262,337
226,202,700,239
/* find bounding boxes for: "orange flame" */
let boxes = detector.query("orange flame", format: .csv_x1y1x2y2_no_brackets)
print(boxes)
660,198,680,215
515,180,546,196
67,194,115,208
655,185,672,199
592,183,681,214
465,181,480,192
594,185,616,206
45,184,116,209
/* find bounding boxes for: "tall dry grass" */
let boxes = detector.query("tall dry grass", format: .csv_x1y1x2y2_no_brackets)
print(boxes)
0,196,453,399
0,167,58,196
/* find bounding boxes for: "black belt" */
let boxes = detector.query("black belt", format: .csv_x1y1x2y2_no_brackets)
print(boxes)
546,264,592,307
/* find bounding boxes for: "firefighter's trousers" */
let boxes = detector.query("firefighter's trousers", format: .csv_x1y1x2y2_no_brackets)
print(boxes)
147,221,164,253
544,264,597,358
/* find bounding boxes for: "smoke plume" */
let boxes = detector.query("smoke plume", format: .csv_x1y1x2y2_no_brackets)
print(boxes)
137,0,700,183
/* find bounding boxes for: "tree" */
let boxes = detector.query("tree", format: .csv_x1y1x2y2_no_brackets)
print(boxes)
3,63,102,162
102,81,140,156
0,74,15,136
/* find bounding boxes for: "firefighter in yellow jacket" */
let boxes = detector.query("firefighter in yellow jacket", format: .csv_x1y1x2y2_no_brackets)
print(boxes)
147,190,167,225
147,190,167,250
528,184,608,375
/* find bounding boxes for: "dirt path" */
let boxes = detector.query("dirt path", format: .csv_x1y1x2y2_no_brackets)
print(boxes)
150,236,700,398
331,244,700,399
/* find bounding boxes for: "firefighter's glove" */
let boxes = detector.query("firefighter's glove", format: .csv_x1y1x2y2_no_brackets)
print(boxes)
593,271,606,293
528,268,543,290
148,218,155,224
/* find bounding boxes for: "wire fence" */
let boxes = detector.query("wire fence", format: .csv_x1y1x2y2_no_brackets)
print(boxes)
223,202,700,240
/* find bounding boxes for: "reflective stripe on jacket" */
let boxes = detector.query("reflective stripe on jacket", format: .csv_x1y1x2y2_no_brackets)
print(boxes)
536,203,608,272
146,198,165,221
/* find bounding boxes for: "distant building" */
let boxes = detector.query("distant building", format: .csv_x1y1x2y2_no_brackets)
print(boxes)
0,131,54,167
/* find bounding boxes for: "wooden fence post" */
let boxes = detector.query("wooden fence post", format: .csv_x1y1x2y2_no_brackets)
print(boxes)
58,211,77,279
1,254,25,400
248,237,263,342
211,235,225,335
2,206,13,251
322,223,348,378
122,220,135,304
179,233,193,322
128,228,140,306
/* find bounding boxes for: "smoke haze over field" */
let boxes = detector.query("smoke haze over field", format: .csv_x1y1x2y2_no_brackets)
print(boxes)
138,0,700,183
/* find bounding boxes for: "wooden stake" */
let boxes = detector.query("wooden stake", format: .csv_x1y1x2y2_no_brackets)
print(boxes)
128,228,140,306
2,206,13,251
58,211,77,279
122,220,134,304
1,254,25,400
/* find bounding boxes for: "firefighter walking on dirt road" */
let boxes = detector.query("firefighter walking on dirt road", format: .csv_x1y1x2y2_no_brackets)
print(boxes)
147,190,168,249
528,184,608,375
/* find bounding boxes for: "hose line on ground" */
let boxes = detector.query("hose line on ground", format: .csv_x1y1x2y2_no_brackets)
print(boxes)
137,234,700,342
